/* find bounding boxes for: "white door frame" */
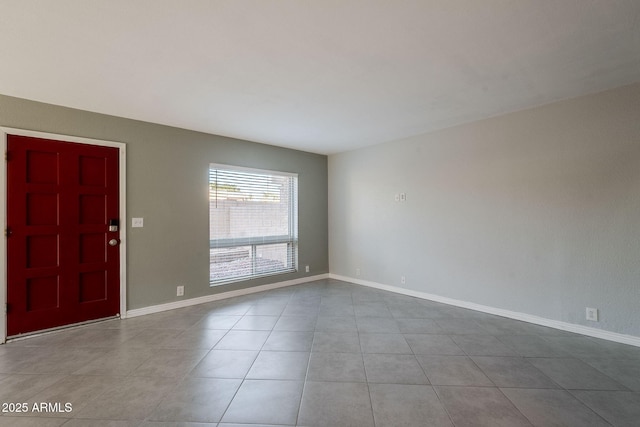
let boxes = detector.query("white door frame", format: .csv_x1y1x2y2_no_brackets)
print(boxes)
0,127,127,343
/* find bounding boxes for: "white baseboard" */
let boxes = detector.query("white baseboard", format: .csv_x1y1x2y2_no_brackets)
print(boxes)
330,274,640,348
126,274,330,318
124,271,640,348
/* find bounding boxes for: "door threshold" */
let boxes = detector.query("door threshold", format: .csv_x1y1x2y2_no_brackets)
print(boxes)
5,315,120,343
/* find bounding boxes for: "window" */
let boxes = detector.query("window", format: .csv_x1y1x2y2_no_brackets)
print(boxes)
209,164,298,285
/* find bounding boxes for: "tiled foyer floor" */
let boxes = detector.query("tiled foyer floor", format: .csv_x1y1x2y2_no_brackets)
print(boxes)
1,279,640,426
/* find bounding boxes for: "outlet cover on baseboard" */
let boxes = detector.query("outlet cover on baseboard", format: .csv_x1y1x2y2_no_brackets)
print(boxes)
586,307,598,322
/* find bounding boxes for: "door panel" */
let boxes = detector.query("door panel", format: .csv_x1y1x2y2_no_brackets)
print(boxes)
7,134,120,336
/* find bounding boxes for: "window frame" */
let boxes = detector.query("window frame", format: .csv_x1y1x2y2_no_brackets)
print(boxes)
208,163,298,286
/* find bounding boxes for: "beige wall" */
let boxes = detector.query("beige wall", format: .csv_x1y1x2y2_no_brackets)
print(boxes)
329,83,640,337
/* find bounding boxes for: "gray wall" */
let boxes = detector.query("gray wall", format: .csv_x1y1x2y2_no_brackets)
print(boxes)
0,95,329,310
329,83,640,337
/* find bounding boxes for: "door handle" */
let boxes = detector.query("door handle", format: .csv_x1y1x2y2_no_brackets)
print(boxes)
108,239,119,246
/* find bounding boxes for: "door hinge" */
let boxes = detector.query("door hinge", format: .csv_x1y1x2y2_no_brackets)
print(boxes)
4,303,8,314
4,151,8,161
4,227,11,238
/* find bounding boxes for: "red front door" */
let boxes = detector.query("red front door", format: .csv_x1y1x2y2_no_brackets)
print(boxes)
6,134,120,336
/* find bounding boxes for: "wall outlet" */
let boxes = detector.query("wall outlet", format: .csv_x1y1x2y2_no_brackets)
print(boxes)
401,275,406,284
177,285,184,297
400,192,406,202
356,268,360,276
394,194,400,202
586,307,598,322
305,265,310,273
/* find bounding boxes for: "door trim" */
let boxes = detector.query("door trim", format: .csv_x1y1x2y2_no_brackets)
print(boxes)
0,127,127,343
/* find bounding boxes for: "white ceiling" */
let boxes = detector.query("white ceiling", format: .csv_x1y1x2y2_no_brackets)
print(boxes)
1,1,639,155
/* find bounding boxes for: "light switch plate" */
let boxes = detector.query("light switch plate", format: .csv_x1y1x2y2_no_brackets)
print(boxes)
132,218,144,228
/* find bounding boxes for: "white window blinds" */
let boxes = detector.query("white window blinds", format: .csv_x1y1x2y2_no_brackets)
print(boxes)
209,164,298,285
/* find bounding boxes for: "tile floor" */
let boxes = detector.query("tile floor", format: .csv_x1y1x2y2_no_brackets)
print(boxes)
0,279,639,426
